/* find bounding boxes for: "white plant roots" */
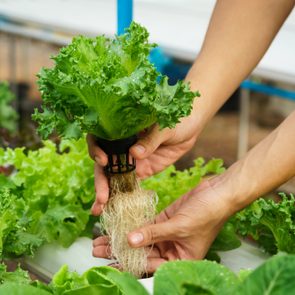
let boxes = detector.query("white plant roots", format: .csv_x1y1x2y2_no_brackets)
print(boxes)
101,171,155,277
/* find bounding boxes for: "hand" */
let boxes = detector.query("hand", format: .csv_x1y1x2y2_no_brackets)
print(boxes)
92,178,231,273
87,113,200,215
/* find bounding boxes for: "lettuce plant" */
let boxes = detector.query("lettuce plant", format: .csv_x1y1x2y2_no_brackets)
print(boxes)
33,22,199,140
0,138,93,258
234,193,295,254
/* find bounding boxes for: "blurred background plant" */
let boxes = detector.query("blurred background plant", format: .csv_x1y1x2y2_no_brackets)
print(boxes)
0,81,18,146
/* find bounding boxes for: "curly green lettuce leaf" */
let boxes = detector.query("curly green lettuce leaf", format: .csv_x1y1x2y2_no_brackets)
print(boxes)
0,264,30,285
233,193,295,254
0,187,44,259
33,22,199,140
29,204,88,247
0,138,94,258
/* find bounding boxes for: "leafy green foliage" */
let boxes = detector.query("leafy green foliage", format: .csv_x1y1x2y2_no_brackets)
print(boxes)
206,221,241,262
0,138,94,258
234,193,295,254
210,222,241,252
0,187,43,258
238,254,295,295
0,264,30,285
0,284,52,295
0,81,18,133
153,260,239,295
3,255,295,294
33,22,199,140
49,265,148,295
141,158,225,213
0,264,50,294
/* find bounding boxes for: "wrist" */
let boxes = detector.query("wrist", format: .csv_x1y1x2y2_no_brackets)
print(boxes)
206,176,236,219
206,166,255,218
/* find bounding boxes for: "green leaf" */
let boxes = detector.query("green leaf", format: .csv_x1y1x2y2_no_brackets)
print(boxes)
63,285,117,295
106,271,149,295
182,283,214,295
210,222,241,251
30,203,89,247
50,265,87,294
83,266,120,287
238,254,295,295
153,260,239,295
50,265,147,295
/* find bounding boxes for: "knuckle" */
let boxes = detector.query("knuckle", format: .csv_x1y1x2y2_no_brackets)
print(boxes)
146,226,159,243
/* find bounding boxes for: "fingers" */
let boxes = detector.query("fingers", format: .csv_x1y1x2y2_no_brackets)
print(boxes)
92,245,111,258
92,236,111,258
127,219,179,248
86,134,108,166
93,236,109,247
91,164,109,215
87,134,109,215
130,125,172,160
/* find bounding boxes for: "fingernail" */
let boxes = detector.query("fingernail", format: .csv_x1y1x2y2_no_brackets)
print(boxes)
95,157,102,165
100,204,104,212
130,232,144,245
134,145,145,155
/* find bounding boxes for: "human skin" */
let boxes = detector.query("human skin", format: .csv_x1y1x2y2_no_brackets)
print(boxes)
91,0,295,271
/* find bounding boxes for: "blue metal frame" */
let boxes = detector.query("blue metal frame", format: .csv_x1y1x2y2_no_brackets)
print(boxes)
117,0,133,35
241,80,295,101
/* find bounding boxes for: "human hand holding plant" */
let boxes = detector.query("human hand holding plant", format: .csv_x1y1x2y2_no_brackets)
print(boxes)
92,178,230,273
87,110,200,215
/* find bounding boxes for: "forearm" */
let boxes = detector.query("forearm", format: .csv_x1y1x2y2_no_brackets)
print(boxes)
186,0,294,131
213,111,295,216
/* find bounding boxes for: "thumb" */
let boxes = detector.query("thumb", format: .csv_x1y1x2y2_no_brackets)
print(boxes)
127,219,177,248
130,125,171,160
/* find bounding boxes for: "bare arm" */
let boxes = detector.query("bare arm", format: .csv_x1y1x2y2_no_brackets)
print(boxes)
188,0,294,131
214,110,295,215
